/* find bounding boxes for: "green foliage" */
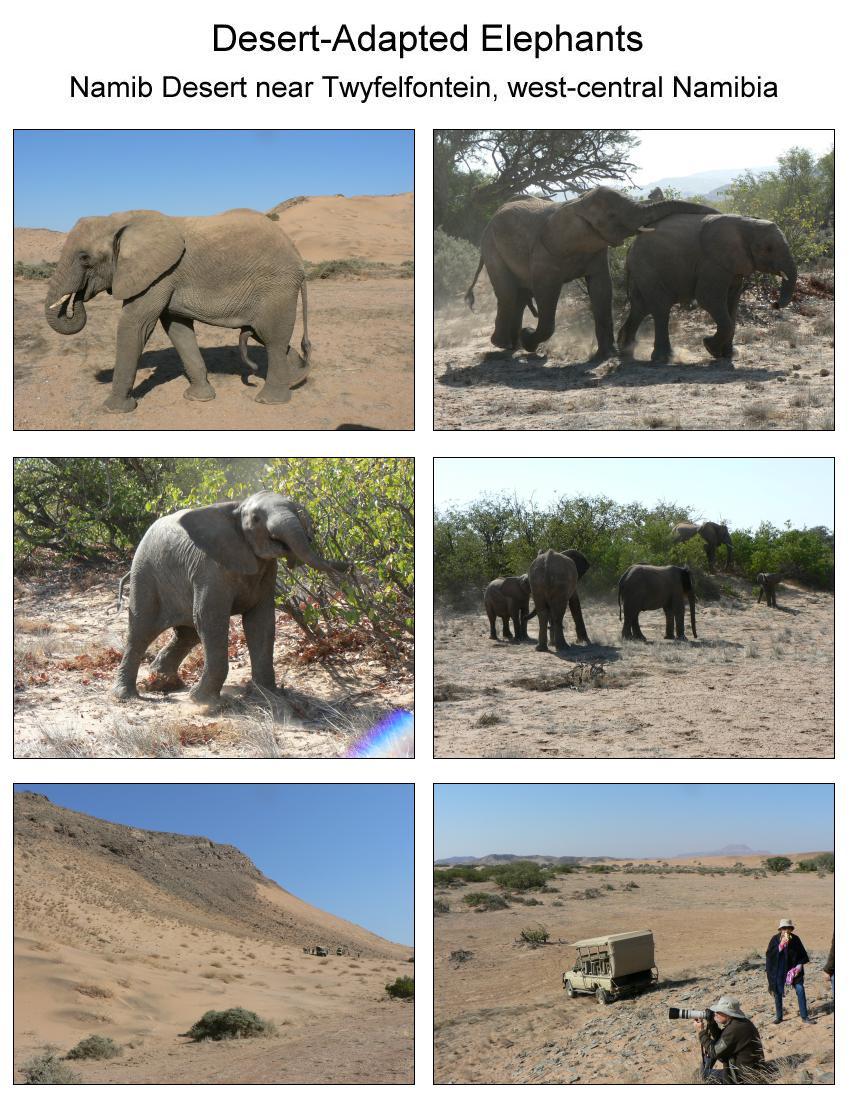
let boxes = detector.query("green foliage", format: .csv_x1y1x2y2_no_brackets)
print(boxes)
434,865,489,885
266,212,280,221
434,898,450,914
181,1007,276,1041
520,924,551,945
15,260,57,279
386,975,414,999
763,856,793,874
65,1034,122,1060
463,892,509,910
732,523,833,588
19,1047,80,1083
491,861,547,891
549,864,576,875
796,853,834,873
434,229,480,306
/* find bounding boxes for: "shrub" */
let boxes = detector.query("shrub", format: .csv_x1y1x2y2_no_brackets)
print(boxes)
65,1034,122,1061
434,229,480,306
434,899,450,914
19,1047,80,1083
386,975,414,999
763,856,793,874
434,865,489,886
180,1007,277,1042
520,925,550,945
796,852,834,873
491,861,547,891
463,892,509,910
14,260,57,280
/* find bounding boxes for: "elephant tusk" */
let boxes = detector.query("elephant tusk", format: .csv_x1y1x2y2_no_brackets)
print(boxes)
636,226,656,234
66,293,75,319
48,292,73,310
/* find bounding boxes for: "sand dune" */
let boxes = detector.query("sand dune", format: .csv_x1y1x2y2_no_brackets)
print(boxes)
14,792,412,1084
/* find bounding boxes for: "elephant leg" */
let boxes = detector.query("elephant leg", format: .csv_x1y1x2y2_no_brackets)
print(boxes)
484,253,524,350
243,599,277,691
190,607,232,707
663,605,675,640
487,610,498,640
520,277,561,353
253,294,300,404
585,252,616,360
650,308,674,362
536,606,550,651
706,544,716,572
628,609,647,642
568,593,590,643
103,308,160,413
673,597,686,640
502,616,512,640
551,607,569,652
617,296,647,357
160,313,216,403
148,626,200,689
697,280,735,359
113,604,165,700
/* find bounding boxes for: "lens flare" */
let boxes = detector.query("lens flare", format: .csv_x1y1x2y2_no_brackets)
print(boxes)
345,709,414,758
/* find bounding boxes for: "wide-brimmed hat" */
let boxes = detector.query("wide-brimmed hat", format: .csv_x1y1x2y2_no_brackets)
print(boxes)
709,996,751,1020
778,918,795,929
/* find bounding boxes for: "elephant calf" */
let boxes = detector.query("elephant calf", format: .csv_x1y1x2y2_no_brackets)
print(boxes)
756,571,783,608
618,564,697,642
528,549,590,653
113,490,349,708
484,574,535,642
618,213,797,362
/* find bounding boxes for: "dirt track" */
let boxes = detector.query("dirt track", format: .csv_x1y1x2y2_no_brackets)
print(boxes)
14,276,413,430
434,578,833,758
434,276,833,431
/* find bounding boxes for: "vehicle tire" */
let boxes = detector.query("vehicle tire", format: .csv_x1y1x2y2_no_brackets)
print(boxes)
596,987,611,1005
564,980,576,998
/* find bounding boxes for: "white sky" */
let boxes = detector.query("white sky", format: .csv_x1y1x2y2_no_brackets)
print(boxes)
630,129,833,184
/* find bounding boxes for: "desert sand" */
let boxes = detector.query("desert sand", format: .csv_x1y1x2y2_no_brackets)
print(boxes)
434,857,834,1084
14,791,413,1084
14,568,413,759
14,193,413,430
434,272,833,431
434,578,833,758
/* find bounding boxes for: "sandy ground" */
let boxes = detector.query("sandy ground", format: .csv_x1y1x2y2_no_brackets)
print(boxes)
14,569,413,758
14,276,412,430
14,795,413,1084
434,858,834,1084
267,193,413,263
434,274,834,431
434,578,833,758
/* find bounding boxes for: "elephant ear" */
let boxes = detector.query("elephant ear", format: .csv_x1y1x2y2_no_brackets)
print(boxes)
563,549,590,579
699,215,752,275
111,213,186,301
177,502,259,575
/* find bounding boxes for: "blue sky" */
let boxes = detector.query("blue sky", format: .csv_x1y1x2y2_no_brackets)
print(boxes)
14,130,413,230
434,458,833,532
16,784,413,944
631,129,833,184
435,785,834,859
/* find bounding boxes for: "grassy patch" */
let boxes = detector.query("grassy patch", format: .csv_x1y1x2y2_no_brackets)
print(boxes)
19,1047,81,1084
180,1007,277,1042
386,975,414,999
65,1034,122,1061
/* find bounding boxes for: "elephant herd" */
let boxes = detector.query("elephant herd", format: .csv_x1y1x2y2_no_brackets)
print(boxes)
465,186,797,363
485,522,787,652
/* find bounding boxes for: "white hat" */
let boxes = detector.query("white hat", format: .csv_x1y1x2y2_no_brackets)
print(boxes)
778,918,795,929
709,996,751,1020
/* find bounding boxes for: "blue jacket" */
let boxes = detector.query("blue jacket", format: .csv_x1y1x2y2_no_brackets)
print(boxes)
766,933,810,992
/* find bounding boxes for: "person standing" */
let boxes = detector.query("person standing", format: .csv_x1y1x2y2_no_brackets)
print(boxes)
766,918,814,1024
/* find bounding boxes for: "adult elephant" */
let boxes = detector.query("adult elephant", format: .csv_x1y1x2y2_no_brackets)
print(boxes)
528,549,590,653
618,213,797,361
618,564,697,642
672,521,734,572
113,491,350,708
484,574,536,641
45,208,310,413
464,188,717,357
756,571,784,608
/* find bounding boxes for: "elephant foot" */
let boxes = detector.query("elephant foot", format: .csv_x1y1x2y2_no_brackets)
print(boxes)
103,394,138,414
111,683,139,702
490,333,517,351
591,345,617,363
651,348,672,363
520,330,543,353
703,336,733,360
145,672,186,693
489,632,498,641
618,344,636,360
675,635,687,642
255,383,292,404
188,686,223,713
535,643,549,653
183,382,216,402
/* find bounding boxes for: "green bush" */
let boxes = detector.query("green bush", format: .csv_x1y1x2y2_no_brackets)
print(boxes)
181,1007,276,1042
763,856,793,874
14,260,57,280
65,1034,122,1060
434,229,480,306
520,924,550,945
386,975,414,999
491,861,548,891
434,898,450,914
19,1047,80,1083
796,852,834,873
463,892,509,910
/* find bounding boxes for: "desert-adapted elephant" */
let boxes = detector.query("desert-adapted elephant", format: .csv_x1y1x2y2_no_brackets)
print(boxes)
618,564,697,641
618,213,797,362
464,188,717,358
528,549,590,652
672,521,734,572
484,574,536,641
756,571,784,608
113,491,349,708
45,208,311,413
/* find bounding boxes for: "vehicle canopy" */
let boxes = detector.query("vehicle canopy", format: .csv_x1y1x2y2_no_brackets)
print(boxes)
570,930,654,977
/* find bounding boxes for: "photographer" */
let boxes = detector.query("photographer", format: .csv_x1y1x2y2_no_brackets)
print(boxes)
693,996,768,1084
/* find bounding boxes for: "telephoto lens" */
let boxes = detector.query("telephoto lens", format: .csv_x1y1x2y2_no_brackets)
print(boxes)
668,1007,713,1021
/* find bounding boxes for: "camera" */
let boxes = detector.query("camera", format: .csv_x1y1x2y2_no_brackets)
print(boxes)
668,1007,714,1021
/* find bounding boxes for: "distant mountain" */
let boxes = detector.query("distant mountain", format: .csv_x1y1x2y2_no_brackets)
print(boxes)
435,854,604,867
674,844,770,858
636,166,774,200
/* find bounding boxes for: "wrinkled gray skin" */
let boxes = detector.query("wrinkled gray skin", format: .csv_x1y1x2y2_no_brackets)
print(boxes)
618,213,797,361
45,209,310,413
618,564,697,642
465,188,718,358
528,549,591,652
113,491,349,708
672,521,734,572
756,571,784,608
484,574,536,641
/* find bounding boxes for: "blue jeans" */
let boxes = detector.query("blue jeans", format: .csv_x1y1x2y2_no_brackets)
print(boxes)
774,980,808,1021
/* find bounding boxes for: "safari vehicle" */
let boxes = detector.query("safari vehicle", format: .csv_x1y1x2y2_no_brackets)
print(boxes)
562,930,657,1005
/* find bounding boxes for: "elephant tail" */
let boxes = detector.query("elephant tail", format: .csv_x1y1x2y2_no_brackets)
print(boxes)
300,279,312,366
116,570,131,612
238,328,262,385
465,256,485,310
617,573,625,620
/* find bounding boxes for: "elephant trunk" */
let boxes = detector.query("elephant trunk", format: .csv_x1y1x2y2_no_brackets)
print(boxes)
774,256,797,309
268,511,350,576
44,260,88,335
631,198,719,233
